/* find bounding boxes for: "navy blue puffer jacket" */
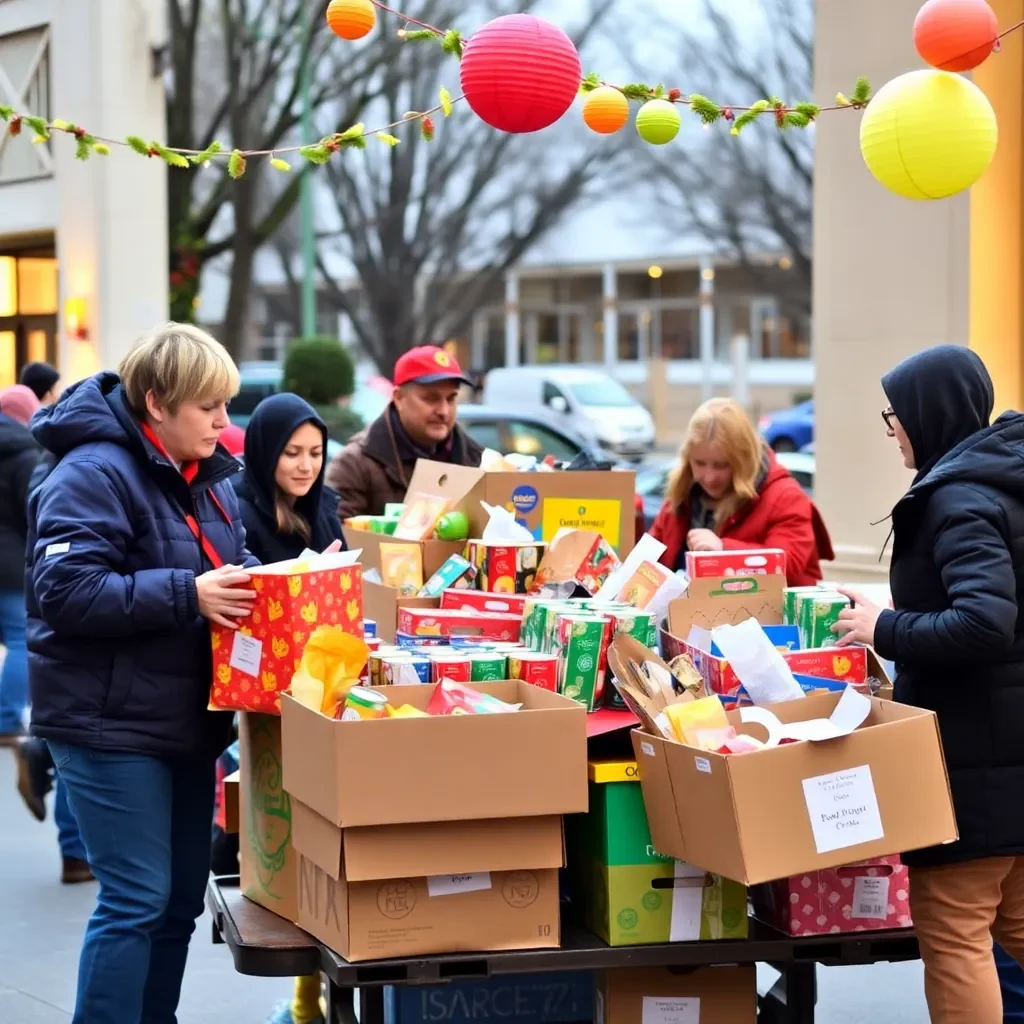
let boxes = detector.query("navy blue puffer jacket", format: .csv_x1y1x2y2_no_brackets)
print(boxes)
26,372,253,757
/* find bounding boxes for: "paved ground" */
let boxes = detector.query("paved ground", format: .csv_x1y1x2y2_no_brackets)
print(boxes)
0,748,927,1023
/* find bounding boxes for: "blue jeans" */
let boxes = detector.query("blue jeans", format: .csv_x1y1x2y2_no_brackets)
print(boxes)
997,942,1024,1021
0,589,28,733
54,777,87,861
49,742,215,1024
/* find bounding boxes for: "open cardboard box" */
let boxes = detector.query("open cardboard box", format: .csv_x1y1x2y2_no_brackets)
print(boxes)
281,681,588,828
629,689,957,885
343,528,465,581
294,806,563,961
363,580,439,643
405,459,637,555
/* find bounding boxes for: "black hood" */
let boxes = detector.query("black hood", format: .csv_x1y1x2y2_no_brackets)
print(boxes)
882,345,994,481
241,393,328,524
0,412,38,458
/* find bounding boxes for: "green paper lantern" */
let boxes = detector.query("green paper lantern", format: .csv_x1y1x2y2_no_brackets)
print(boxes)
636,99,681,145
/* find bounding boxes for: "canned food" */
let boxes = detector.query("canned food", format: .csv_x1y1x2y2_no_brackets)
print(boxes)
555,614,609,711
467,651,508,682
508,651,559,692
381,654,432,685
428,652,472,683
340,686,389,721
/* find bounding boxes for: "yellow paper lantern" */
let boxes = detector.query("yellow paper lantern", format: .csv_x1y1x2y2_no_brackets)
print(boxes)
859,69,997,200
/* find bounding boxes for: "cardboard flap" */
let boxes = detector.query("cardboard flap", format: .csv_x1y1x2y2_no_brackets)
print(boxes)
405,460,485,526
342,815,565,882
292,799,344,881
630,730,689,863
667,583,784,638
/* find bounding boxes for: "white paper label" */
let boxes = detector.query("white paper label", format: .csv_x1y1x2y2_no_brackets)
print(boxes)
641,741,655,757
427,872,492,897
229,632,263,678
694,756,712,774
669,862,705,941
801,764,884,854
851,875,890,920
642,996,700,1024
45,542,70,557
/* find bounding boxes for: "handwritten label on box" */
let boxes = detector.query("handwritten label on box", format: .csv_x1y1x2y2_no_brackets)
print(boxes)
801,764,884,854
641,997,700,1024
427,872,492,898
229,633,263,678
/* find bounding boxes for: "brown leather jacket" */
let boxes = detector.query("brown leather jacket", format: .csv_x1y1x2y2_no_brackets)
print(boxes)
326,406,484,520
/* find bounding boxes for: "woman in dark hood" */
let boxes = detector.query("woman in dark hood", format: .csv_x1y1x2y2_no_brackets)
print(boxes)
232,393,345,564
834,345,1024,1023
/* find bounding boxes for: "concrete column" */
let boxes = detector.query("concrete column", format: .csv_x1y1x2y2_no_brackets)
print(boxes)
602,263,617,367
698,257,716,399
52,0,168,378
504,271,520,367
813,0,969,581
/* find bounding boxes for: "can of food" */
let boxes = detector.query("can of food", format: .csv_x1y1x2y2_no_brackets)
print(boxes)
363,618,377,639
540,601,577,654
555,614,609,711
610,609,658,650
468,651,508,682
508,651,559,692
381,654,432,685
428,652,472,683
340,685,390,721
367,650,387,686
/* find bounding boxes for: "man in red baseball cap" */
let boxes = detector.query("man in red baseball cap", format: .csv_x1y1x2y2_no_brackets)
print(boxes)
327,345,483,520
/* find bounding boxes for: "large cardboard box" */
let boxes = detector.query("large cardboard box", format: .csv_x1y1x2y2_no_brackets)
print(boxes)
281,681,588,827
568,761,747,946
631,692,957,885
344,528,465,581
405,461,637,555
238,713,298,922
597,967,757,1024
363,580,439,643
295,807,564,961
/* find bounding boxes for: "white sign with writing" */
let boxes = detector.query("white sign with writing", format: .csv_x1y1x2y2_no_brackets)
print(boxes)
427,872,492,898
229,632,263,678
801,764,884,854
851,875,890,920
642,997,700,1024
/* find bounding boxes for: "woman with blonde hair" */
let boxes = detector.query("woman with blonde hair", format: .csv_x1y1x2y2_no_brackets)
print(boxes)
650,397,832,585
26,322,257,1024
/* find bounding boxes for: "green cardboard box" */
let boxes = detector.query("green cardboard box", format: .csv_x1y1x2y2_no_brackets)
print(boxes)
567,761,748,946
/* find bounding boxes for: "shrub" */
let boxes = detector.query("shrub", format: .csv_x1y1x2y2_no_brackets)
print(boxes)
316,404,365,444
282,337,355,405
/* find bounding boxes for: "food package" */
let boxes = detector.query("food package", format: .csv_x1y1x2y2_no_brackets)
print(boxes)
529,528,621,597
417,554,476,597
379,542,424,596
209,550,363,713
685,548,786,579
662,695,730,745
796,590,852,649
287,626,371,719
467,539,545,593
554,613,612,711
392,494,451,541
426,679,522,716
396,607,522,642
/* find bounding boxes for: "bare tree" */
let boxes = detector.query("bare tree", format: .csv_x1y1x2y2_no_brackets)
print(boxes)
305,0,621,375
165,0,416,352
634,0,813,311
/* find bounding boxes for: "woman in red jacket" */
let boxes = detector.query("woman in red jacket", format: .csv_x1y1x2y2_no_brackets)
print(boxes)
650,397,833,585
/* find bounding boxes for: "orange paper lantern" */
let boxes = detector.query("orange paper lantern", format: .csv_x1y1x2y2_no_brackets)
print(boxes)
326,0,376,41
582,86,629,135
913,0,999,71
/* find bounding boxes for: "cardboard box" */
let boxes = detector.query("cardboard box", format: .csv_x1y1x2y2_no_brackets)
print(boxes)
295,807,563,961
568,761,747,946
666,574,785,637
364,581,439,643
441,589,528,616
344,527,466,581
752,855,912,936
405,460,637,555
397,606,522,642
211,559,363,713
631,691,957,885
281,681,588,827
238,713,298,922
597,967,757,1024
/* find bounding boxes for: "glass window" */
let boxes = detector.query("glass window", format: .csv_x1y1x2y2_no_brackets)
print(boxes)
0,257,15,317
27,329,49,363
506,421,579,461
565,377,635,408
0,332,15,388
658,307,698,359
460,419,503,452
17,257,58,314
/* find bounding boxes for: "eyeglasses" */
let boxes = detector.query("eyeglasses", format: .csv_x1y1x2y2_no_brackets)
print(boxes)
881,408,895,432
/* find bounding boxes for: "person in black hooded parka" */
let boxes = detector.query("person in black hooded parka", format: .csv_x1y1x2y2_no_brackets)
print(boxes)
232,393,345,563
833,345,1024,1023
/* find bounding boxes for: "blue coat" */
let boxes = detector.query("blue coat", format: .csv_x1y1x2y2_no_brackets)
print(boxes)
26,372,253,757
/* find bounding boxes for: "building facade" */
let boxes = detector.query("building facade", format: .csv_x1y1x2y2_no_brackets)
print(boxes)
0,0,168,386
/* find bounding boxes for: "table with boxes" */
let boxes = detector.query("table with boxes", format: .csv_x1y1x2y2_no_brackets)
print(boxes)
209,457,955,1024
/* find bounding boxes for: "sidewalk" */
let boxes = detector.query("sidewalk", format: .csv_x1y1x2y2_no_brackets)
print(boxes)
0,747,926,1022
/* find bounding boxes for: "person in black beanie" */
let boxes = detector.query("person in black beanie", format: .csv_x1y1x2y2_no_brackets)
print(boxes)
20,362,61,406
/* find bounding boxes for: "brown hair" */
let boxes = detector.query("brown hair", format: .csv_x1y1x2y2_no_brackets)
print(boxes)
666,397,764,529
275,495,311,542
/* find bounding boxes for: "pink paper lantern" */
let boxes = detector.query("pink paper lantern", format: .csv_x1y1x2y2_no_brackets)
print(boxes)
460,14,582,134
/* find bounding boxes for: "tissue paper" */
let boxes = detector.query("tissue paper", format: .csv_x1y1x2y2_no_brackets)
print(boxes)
710,617,805,705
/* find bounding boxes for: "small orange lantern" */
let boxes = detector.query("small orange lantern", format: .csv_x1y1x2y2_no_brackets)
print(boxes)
326,0,377,41
913,0,998,72
582,86,629,135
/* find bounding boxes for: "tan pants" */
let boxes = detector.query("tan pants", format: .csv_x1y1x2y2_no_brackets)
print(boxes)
911,857,1024,1023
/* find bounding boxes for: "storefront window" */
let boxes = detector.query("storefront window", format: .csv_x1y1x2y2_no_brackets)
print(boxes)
17,257,58,314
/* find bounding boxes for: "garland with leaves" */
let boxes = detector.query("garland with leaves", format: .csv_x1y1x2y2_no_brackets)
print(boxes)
8,0,1003,177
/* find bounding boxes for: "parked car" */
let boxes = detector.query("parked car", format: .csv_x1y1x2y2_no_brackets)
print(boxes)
482,367,656,461
634,451,815,532
759,399,814,452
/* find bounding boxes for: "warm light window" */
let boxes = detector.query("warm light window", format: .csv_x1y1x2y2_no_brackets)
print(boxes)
0,258,15,317
27,329,48,363
0,332,15,388
17,257,58,315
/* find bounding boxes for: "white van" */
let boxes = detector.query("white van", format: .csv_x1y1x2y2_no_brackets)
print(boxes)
482,367,655,460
